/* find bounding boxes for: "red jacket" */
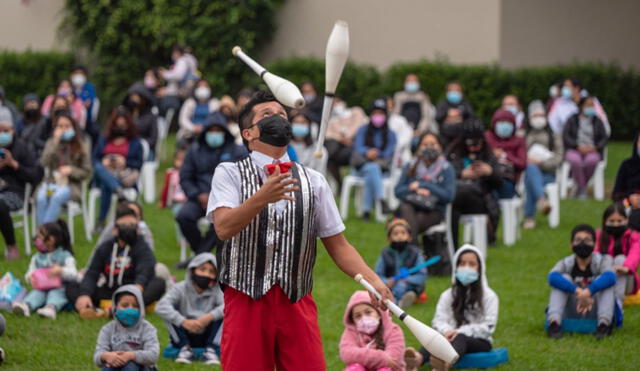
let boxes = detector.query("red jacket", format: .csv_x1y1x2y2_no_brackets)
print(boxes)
485,109,527,182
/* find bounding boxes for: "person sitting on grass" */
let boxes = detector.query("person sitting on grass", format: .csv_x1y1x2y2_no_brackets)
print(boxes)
405,244,499,371
12,220,77,320
595,203,640,306
374,218,427,309
339,290,406,371
545,224,616,340
94,285,159,371
155,253,223,365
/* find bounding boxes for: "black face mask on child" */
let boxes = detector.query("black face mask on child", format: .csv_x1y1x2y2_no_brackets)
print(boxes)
391,241,409,251
573,243,594,259
192,273,215,290
117,224,138,246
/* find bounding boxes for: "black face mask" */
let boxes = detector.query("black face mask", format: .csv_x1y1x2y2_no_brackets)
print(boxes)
605,225,627,238
256,115,292,147
112,127,126,137
117,224,138,246
390,241,409,251
441,122,463,139
25,108,39,119
192,272,215,290
53,108,67,117
629,209,640,231
420,147,440,164
573,243,594,259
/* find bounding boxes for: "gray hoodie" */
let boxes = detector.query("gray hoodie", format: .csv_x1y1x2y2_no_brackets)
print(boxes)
93,285,159,368
155,253,224,328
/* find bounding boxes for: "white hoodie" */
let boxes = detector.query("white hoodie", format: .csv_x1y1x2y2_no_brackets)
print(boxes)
432,244,499,343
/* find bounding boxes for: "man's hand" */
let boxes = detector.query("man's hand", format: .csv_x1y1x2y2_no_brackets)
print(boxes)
198,193,209,209
367,274,394,311
256,166,299,205
182,319,204,333
75,295,93,312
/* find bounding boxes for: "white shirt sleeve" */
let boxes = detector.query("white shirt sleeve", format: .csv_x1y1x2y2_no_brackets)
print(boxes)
312,172,345,238
206,163,241,221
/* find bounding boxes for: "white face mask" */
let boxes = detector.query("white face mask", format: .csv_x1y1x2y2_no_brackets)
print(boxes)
530,116,547,129
333,103,348,117
195,87,211,100
71,73,86,88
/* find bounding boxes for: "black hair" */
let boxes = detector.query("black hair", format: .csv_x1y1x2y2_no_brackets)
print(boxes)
126,200,144,221
115,292,137,306
578,96,593,108
39,219,73,255
238,90,284,147
451,250,483,327
71,65,88,74
115,204,138,220
600,203,628,255
408,131,443,178
571,223,596,242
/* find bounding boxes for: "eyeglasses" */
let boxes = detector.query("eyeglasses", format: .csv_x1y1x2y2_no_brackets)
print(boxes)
572,238,594,245
465,139,482,146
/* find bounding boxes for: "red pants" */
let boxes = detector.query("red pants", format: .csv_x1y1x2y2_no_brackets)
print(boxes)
221,285,326,370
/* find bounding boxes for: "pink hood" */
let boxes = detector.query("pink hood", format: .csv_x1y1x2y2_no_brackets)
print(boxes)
339,290,406,370
595,228,640,294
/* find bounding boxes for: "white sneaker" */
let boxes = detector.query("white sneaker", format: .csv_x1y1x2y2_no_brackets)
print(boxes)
36,305,57,319
175,346,194,364
202,347,220,365
399,291,417,309
523,218,536,230
12,302,30,317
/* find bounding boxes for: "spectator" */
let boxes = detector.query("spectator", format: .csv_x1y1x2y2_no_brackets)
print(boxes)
219,95,242,144
17,93,46,151
97,200,154,251
92,108,144,233
395,132,456,243
0,86,20,126
325,98,365,189
36,112,92,225
546,224,616,340
393,73,437,133
484,108,526,199
628,191,640,232
0,110,42,260
563,96,607,199
612,131,640,202
70,65,98,123
124,83,158,158
352,98,397,220
235,88,253,111
436,81,475,148
448,119,502,247
160,45,199,109
501,94,525,134
386,95,413,168
177,80,220,144
300,81,323,124
177,112,246,260
41,80,86,129
289,110,326,172
160,148,188,249
548,78,581,134
523,100,563,229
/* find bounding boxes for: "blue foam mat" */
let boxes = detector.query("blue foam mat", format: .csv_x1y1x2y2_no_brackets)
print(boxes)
453,347,509,369
163,345,221,359
544,318,597,334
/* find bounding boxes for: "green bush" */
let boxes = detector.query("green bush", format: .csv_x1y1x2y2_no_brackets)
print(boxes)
0,50,74,106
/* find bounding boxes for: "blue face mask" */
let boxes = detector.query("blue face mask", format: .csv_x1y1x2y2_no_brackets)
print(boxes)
495,121,514,138
115,307,140,327
561,86,573,99
405,82,420,93
0,132,13,147
291,123,310,139
504,105,518,115
205,132,225,148
583,107,596,117
61,129,76,142
455,266,479,286
446,91,462,104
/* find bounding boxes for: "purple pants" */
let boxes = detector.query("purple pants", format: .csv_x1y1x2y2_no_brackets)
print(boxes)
565,149,601,192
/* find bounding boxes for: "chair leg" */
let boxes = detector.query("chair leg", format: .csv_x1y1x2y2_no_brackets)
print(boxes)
23,209,31,255
339,181,351,221
472,215,488,258
546,183,560,228
67,207,75,245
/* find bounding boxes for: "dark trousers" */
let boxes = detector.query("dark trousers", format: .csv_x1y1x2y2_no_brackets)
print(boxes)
452,187,499,248
419,334,491,364
0,191,22,246
395,203,443,243
102,362,145,371
325,139,352,188
176,200,218,255
170,319,222,349
66,277,166,308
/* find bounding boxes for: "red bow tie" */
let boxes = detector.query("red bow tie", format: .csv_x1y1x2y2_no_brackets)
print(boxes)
265,161,293,175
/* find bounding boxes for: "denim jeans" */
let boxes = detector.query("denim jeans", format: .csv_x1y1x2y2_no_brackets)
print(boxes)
495,178,517,199
93,163,122,221
353,162,385,213
36,184,71,225
524,163,555,217
169,319,223,349
102,361,144,371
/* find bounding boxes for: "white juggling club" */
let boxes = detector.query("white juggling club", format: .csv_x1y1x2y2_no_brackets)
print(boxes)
354,274,459,365
232,46,305,109
315,20,350,157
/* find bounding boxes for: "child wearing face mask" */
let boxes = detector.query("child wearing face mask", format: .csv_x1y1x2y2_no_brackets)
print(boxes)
405,244,498,371
374,218,427,309
288,110,327,173
546,224,617,340
94,285,159,371
12,220,77,319
155,253,223,365
595,203,640,305
339,290,406,371
484,108,526,199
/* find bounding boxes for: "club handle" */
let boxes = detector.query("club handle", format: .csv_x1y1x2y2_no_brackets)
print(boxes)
314,95,334,157
232,46,266,76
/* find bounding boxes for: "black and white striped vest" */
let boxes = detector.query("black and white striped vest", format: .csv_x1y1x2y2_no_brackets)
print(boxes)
217,156,317,302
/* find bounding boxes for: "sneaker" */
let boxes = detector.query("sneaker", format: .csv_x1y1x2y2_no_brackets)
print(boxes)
202,347,221,365
36,305,57,319
399,291,417,309
380,200,391,214
4,246,20,260
547,321,562,339
12,302,30,317
537,197,552,216
404,347,421,371
523,218,536,230
361,212,371,221
175,346,194,364
79,307,108,320
594,322,612,340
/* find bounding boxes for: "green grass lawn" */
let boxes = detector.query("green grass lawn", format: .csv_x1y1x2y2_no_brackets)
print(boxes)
1,140,638,370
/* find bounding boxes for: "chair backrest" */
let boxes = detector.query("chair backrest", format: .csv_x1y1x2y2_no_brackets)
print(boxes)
91,97,101,122
139,138,151,162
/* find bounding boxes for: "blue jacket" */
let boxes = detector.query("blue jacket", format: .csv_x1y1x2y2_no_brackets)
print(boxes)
394,159,457,212
353,124,397,161
75,82,97,121
374,244,427,291
180,112,248,201
92,136,144,170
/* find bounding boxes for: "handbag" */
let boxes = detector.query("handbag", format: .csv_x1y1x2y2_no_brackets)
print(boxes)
30,268,62,291
405,192,439,212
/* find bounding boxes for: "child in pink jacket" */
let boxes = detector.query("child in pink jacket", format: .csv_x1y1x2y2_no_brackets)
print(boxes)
339,290,406,371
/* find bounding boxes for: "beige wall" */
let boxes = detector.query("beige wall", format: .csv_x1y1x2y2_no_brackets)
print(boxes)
262,0,502,69
0,0,66,51
499,0,640,69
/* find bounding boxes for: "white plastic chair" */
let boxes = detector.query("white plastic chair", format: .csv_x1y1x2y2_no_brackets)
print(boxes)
157,108,175,161
91,97,100,123
499,198,523,246
339,174,396,223
460,214,488,259
179,217,210,261
560,147,607,200
424,203,456,267
10,183,32,255
140,139,158,204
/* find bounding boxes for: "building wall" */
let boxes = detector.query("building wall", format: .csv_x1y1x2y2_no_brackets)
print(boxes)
261,0,502,69
0,0,67,51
